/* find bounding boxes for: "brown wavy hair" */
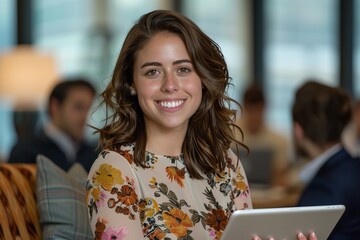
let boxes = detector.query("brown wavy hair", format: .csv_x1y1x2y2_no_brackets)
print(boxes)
97,9,246,179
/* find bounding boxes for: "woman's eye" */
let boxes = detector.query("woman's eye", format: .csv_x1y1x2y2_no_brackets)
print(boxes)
178,67,191,73
145,69,159,76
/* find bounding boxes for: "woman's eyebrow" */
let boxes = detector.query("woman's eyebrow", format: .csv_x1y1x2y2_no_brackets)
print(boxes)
173,59,192,65
141,59,192,68
141,62,161,68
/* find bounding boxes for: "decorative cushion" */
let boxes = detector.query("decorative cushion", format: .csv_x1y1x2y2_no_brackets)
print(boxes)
36,155,93,239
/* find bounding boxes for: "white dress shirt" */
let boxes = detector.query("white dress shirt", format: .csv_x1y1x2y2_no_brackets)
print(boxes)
43,122,78,163
299,143,342,186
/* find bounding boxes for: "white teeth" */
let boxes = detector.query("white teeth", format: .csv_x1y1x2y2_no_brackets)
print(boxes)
159,100,184,108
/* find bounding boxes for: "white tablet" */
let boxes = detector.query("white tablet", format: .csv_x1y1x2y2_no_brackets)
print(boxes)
222,205,345,240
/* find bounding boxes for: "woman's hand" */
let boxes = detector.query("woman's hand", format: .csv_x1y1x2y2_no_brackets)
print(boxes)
297,232,317,240
252,232,317,240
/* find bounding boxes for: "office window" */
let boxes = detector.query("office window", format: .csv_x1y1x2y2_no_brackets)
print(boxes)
183,0,250,105
34,0,94,76
0,0,16,160
264,0,338,134
33,0,170,141
0,0,16,51
33,0,168,88
355,0,360,98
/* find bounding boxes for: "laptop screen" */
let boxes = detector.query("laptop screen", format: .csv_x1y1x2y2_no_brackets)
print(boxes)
232,147,273,188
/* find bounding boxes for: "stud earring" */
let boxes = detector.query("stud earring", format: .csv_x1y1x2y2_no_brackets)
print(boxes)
130,88,136,96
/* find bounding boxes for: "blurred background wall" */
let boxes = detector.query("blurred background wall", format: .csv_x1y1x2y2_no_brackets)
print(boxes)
0,0,359,161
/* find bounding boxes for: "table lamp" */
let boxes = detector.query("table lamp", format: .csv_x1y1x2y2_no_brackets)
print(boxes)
0,45,60,140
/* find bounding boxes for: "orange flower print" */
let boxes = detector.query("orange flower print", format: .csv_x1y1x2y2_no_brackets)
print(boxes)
148,227,167,240
93,164,124,191
163,208,193,237
149,177,157,188
138,198,160,223
108,184,139,220
242,203,249,210
215,171,226,183
119,149,134,164
233,168,247,192
236,167,244,180
94,217,107,240
166,166,185,188
205,208,228,232
117,185,138,206
232,178,248,192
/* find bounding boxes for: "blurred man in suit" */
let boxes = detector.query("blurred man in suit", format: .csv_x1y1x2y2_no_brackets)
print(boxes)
9,78,98,172
292,81,360,239
342,99,360,157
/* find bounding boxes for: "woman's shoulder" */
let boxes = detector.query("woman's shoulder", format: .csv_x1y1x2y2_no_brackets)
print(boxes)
225,147,248,177
101,145,134,158
227,147,241,164
90,144,135,171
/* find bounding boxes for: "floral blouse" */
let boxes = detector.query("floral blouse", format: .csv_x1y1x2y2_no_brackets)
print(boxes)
86,143,252,240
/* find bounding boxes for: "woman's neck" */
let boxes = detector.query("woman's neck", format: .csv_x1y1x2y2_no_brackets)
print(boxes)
145,127,187,156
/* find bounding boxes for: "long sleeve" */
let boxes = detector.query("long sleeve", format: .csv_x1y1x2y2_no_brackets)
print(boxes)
86,150,144,239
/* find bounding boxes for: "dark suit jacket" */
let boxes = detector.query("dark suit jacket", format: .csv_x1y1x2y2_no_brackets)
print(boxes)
298,147,360,240
8,129,98,172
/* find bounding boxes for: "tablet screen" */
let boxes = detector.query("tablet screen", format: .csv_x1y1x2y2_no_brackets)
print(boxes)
222,205,345,240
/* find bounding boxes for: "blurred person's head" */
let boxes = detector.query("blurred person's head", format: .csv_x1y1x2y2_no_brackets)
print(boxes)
48,78,96,141
292,81,352,158
353,100,360,137
242,84,265,133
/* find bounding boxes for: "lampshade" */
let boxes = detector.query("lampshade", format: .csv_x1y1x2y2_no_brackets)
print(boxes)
0,45,60,109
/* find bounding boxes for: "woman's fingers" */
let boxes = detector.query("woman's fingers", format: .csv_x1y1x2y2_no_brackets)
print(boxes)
251,235,275,240
252,232,317,240
297,233,306,239
297,232,317,240
309,232,317,240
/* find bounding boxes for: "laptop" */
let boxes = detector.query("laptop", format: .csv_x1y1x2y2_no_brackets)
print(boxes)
232,147,273,188
222,205,345,240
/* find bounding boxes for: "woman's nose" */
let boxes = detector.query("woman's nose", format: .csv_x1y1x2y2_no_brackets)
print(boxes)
161,72,179,93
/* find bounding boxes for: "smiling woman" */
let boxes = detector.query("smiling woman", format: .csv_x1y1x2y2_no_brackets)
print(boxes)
86,10,251,240
85,10,315,240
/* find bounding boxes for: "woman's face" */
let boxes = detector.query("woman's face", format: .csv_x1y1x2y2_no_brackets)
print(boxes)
133,31,202,133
